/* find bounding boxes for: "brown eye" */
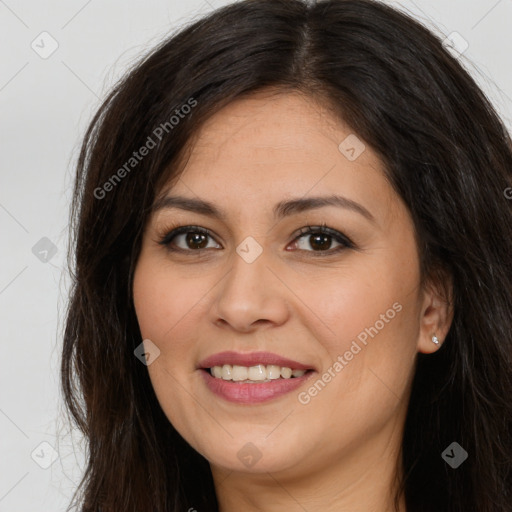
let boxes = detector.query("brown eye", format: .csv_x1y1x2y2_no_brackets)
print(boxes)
184,231,209,249
159,226,221,251
291,226,353,254
307,233,334,251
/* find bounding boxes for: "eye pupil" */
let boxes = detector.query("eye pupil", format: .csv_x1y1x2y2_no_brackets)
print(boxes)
187,232,208,249
310,234,331,251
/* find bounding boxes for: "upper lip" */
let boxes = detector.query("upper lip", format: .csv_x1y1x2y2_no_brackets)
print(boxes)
198,351,315,371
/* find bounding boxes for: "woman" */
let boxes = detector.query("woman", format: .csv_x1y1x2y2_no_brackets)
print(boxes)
62,0,512,510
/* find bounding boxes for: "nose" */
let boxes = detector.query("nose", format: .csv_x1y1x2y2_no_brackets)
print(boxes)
211,247,290,333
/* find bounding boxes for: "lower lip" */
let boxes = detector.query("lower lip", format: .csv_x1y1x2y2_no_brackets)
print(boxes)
200,369,315,404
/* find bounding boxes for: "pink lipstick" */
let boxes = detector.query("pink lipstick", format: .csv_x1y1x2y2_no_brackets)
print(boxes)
197,351,316,404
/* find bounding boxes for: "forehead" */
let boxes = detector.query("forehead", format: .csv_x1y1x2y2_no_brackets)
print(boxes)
188,90,355,170
158,90,400,226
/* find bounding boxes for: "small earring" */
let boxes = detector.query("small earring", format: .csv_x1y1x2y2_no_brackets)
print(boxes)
432,335,440,345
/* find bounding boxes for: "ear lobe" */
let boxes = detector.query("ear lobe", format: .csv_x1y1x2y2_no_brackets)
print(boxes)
417,273,454,354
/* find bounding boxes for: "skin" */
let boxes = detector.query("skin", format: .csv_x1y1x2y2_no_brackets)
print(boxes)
132,90,453,512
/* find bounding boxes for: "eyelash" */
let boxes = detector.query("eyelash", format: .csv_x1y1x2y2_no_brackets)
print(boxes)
157,223,355,256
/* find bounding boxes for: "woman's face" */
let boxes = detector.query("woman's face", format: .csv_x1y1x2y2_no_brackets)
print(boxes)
133,91,444,480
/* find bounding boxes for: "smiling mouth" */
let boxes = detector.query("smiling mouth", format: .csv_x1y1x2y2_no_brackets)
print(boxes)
204,364,314,383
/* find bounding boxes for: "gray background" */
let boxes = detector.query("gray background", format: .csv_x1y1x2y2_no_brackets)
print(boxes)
1,0,511,510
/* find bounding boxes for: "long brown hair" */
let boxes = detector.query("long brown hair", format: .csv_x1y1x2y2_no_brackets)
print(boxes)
62,1,512,510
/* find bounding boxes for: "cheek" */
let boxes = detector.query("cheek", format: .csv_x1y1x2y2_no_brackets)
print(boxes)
293,273,418,457
133,255,202,345
303,241,421,398
132,253,209,408
305,254,419,353
132,256,211,442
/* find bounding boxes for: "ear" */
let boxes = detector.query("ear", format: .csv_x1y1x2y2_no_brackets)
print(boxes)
417,271,454,354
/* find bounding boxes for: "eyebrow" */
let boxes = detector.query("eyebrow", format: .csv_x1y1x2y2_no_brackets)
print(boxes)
152,194,376,223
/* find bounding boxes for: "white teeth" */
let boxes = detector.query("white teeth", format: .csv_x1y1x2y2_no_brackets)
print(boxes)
280,367,292,379
247,365,266,381
209,364,309,381
267,365,281,379
221,364,232,379
231,365,248,381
